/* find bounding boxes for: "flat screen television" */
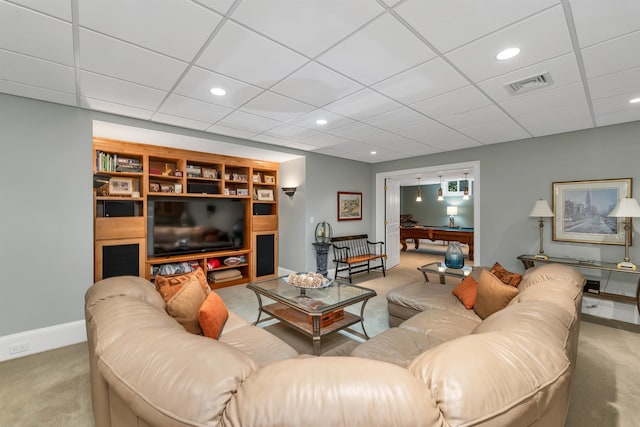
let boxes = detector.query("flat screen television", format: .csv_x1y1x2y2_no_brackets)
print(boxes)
147,197,246,257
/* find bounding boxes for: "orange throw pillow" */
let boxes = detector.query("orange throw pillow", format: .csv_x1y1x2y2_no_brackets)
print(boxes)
198,292,229,339
490,262,522,287
452,276,478,309
156,267,210,302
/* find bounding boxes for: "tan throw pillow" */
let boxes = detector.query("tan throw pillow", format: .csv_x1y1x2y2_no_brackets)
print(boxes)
166,275,207,334
198,292,229,339
490,262,523,287
452,276,478,309
155,267,210,302
474,270,519,319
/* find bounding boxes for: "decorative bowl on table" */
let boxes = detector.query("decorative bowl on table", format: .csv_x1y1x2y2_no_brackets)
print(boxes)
284,272,333,289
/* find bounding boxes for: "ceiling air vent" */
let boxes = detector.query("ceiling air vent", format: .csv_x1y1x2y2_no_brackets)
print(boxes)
504,72,553,95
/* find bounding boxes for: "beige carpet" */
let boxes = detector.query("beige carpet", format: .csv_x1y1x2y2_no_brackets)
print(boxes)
1,249,639,426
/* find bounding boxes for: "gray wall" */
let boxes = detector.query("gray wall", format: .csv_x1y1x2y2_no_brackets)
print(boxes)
401,184,474,227
278,157,306,272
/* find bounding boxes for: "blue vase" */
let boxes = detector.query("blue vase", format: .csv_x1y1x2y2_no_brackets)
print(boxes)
445,242,464,269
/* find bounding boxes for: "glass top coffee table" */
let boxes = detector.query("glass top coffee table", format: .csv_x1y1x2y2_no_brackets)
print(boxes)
417,262,473,284
247,276,376,355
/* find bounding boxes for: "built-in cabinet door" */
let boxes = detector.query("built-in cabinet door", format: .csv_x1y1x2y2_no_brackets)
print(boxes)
252,231,278,281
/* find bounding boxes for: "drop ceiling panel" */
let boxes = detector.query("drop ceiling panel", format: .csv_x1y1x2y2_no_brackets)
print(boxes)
439,105,514,129
0,80,76,106
570,0,640,47
372,57,469,105
206,124,258,140
79,29,188,90
458,119,530,144
477,53,581,103
394,0,559,53
411,86,492,119
0,50,75,93
288,109,355,132
446,6,573,82
0,2,73,65
581,31,640,79
11,0,72,20
81,97,154,120
323,89,401,121
240,91,315,122
417,130,480,150
514,104,592,137
363,107,431,131
326,121,385,141
79,71,166,111
192,0,235,15
231,0,384,57
174,66,263,108
151,113,211,130
78,0,221,62
588,66,640,100
393,120,450,141
317,13,436,86
215,110,281,133
158,94,233,123
270,62,363,107
498,83,588,117
196,21,308,88
300,133,347,148
262,123,318,140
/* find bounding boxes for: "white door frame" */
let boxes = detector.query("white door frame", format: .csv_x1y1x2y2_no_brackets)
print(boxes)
375,160,481,266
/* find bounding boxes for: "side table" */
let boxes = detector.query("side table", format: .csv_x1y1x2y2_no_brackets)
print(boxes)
518,254,640,314
417,261,473,284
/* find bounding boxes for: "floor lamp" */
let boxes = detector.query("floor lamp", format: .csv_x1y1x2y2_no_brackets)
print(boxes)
529,199,554,260
608,197,640,270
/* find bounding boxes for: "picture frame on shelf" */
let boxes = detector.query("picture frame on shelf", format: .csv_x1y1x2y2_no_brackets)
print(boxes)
203,168,217,179
224,188,230,195
257,189,274,201
149,182,160,193
160,184,174,193
253,173,262,183
264,175,275,184
237,188,249,196
174,170,183,177
109,177,134,196
337,191,362,221
552,178,632,245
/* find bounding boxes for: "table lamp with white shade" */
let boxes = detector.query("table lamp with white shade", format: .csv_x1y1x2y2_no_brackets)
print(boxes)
529,199,554,260
608,197,640,270
447,206,458,228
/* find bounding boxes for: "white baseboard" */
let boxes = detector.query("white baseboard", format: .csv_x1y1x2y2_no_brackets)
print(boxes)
0,320,87,362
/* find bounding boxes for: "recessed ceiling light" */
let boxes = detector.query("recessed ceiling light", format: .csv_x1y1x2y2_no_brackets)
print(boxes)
630,97,640,104
316,119,328,125
371,151,377,155
209,87,226,96
496,47,520,61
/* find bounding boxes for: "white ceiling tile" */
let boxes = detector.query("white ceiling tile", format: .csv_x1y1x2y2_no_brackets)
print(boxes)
499,83,588,117
518,109,593,137
216,110,281,133
284,141,319,151
570,0,640,47
363,132,416,148
312,145,351,156
81,97,154,120
325,121,384,141
240,91,314,122
250,134,295,148
362,107,430,131
79,71,166,111
158,94,233,123
381,0,403,6
207,124,258,140
174,66,263,108
317,13,436,86
458,119,530,144
263,124,318,140
300,133,347,148
446,6,573,82
0,80,76,106
151,113,211,131
589,66,640,100
10,0,71,20
582,31,640,79
393,140,440,156
592,92,640,116
196,21,308,88
0,2,73,65
395,0,559,52
192,0,235,15
79,0,221,62
328,140,372,154
439,105,512,129
373,58,469,104
422,131,481,150
231,0,384,57
288,109,355,132
323,89,401,120
477,53,581,102
79,29,188,90
393,120,450,141
594,108,640,127
270,62,363,107
0,50,75,93
411,86,492,119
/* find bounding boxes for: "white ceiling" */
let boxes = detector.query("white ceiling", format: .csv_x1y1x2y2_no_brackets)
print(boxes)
2,0,640,164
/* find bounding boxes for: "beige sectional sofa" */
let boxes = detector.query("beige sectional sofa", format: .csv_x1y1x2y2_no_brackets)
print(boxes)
85,263,583,427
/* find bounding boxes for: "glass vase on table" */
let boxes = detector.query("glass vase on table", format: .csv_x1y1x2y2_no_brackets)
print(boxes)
444,241,464,269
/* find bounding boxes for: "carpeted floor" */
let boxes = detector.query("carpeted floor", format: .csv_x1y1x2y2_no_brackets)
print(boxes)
1,248,639,426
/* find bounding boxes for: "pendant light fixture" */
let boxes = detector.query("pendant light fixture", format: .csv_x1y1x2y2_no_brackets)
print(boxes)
437,175,444,201
463,173,470,200
415,177,422,202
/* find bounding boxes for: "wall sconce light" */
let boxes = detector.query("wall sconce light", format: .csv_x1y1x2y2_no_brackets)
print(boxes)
415,177,422,202
281,187,297,198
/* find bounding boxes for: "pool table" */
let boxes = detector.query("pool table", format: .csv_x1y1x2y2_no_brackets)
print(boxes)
400,226,474,260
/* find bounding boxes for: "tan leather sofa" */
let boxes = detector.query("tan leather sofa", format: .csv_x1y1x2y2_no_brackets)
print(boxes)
85,263,583,427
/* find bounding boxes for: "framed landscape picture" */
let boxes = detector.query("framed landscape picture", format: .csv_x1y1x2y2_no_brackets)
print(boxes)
337,191,362,221
109,177,133,196
257,189,274,201
552,178,631,245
